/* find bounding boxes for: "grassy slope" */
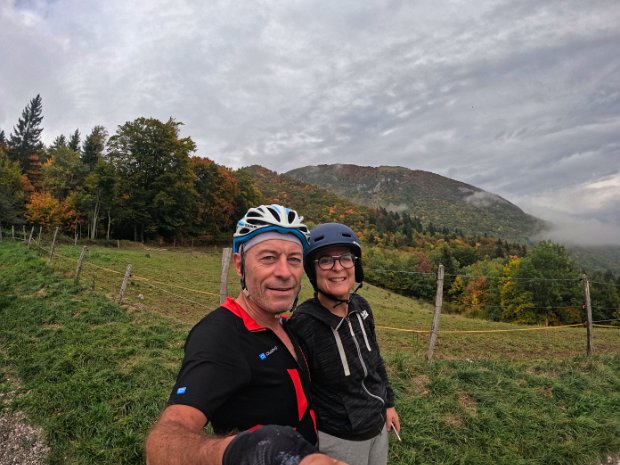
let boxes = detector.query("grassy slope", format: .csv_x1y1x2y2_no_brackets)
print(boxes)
1,241,619,465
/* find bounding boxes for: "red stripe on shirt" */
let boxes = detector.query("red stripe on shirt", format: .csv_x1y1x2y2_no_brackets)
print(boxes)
287,368,308,421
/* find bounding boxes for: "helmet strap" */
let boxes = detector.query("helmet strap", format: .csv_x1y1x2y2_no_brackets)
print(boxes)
239,246,247,290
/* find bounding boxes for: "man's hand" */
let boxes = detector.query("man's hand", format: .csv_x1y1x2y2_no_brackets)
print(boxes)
223,424,318,465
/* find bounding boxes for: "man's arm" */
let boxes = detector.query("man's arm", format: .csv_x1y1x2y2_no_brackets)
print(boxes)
145,404,350,465
145,404,234,465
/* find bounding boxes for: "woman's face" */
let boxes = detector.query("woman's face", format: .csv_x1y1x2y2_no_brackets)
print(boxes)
313,245,356,300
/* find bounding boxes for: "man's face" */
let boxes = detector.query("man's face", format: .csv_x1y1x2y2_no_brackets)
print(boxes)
235,238,304,314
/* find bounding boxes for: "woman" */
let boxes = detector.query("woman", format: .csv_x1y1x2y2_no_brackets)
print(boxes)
288,222,400,465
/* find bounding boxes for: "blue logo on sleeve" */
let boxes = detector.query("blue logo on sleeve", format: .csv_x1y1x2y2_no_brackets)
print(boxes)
176,386,187,395
259,353,267,360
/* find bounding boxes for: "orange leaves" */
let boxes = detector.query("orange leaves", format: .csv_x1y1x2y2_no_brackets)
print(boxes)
25,191,75,229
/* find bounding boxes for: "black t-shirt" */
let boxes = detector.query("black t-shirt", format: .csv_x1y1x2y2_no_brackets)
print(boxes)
168,297,317,445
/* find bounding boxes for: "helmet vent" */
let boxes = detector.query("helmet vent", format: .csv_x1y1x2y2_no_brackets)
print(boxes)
266,206,282,222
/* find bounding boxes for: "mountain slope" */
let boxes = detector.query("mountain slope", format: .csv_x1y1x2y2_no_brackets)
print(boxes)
285,164,545,242
238,165,373,230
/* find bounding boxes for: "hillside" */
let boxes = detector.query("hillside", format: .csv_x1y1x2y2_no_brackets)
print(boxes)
1,241,619,465
238,165,374,230
242,163,620,274
285,164,545,242
567,245,620,274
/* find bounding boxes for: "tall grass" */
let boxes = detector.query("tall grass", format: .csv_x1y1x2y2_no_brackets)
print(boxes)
1,241,619,464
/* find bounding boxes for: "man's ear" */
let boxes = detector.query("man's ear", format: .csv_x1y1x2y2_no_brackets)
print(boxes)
233,252,243,277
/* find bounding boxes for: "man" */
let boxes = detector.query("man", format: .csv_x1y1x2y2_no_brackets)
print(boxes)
145,204,347,465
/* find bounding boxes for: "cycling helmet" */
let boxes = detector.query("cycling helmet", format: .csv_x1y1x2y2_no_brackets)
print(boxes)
304,223,364,286
233,204,310,253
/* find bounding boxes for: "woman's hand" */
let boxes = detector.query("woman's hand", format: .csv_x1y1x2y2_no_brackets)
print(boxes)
385,407,400,434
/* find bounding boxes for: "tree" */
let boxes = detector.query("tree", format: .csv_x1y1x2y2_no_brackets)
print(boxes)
50,134,67,150
190,157,244,240
7,94,45,174
500,242,582,324
500,257,537,323
449,258,504,320
25,191,75,230
588,271,620,322
68,129,81,152
0,151,26,225
71,160,117,240
42,146,87,200
81,125,108,171
106,117,197,242
233,168,265,220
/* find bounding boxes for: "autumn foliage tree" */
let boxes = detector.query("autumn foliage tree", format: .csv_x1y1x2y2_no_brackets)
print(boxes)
25,191,75,230
106,117,198,242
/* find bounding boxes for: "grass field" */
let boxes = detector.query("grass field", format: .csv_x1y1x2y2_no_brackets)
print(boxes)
1,239,619,464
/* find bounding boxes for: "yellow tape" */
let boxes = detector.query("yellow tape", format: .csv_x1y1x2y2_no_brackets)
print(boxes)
376,325,429,334
376,323,585,334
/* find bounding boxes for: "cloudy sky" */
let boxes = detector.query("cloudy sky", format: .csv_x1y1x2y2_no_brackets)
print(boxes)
2,0,619,246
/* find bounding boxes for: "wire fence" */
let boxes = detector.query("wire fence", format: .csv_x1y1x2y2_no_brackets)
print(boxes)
2,224,619,360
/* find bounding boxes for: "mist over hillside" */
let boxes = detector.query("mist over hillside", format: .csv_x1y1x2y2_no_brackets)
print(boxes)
285,164,545,242
282,164,620,273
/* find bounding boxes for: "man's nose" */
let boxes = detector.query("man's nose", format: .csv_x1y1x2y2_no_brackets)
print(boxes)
274,256,294,276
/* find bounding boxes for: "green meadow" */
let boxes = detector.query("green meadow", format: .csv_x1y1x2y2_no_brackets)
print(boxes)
1,240,619,464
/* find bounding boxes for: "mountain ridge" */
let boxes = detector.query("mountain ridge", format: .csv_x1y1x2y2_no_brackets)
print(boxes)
284,164,545,242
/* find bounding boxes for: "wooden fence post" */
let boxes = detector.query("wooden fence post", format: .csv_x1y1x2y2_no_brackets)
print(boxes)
426,264,445,362
220,248,233,304
22,225,27,243
27,226,35,248
48,226,60,264
74,246,88,284
0,223,3,241
37,226,43,255
118,264,132,304
12,225,15,240
582,273,594,356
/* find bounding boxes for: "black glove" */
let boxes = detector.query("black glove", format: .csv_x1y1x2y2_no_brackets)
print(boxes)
222,424,318,465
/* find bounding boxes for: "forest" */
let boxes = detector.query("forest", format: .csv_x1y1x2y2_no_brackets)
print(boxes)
2,95,619,325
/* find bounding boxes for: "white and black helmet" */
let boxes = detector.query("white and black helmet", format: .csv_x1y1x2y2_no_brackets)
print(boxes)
233,204,310,253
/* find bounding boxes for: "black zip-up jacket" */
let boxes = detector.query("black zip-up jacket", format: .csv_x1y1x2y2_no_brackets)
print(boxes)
288,294,395,441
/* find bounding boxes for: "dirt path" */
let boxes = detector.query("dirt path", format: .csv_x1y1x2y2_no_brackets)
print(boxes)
0,410,48,465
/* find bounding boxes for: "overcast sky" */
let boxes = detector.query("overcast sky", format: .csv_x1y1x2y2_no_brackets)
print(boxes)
2,0,619,246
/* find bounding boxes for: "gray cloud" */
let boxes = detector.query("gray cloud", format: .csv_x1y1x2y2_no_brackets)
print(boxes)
1,0,619,245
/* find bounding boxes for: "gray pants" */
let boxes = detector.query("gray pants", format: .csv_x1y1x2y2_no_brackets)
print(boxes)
318,425,389,465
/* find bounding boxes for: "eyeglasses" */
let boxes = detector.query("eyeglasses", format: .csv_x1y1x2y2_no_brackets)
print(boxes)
314,253,357,271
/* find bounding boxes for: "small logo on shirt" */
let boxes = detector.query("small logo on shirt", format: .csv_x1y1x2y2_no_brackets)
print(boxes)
259,345,278,360
361,310,369,319
176,386,187,395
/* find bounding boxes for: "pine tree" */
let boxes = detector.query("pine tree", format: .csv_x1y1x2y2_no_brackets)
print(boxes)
81,125,108,171
68,129,81,152
50,134,67,149
8,94,45,172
